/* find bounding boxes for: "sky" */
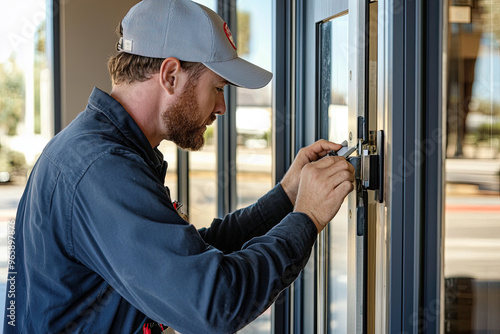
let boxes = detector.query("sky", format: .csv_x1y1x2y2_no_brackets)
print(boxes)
472,33,500,105
236,0,273,71
0,0,46,66
193,0,272,71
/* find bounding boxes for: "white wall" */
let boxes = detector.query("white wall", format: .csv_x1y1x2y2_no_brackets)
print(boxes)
60,0,139,127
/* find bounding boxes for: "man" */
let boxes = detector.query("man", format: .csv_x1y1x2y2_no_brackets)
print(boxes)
5,0,354,333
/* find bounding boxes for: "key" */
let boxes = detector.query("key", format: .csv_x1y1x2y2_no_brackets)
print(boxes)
340,146,357,158
328,140,356,158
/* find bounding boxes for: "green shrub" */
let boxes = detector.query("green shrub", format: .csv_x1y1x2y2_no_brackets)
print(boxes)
476,123,500,141
0,146,26,174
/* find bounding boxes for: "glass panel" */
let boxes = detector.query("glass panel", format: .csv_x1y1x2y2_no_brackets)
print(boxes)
188,122,218,229
235,0,273,211
444,1,500,333
188,0,218,229
157,141,178,201
236,0,273,333
0,0,52,327
319,14,350,334
192,0,216,9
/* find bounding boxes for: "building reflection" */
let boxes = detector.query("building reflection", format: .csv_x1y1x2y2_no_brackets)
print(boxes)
445,1,500,333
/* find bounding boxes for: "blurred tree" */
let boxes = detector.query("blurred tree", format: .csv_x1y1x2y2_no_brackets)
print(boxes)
446,0,500,157
34,21,47,135
0,56,25,136
477,0,500,43
237,10,250,56
0,142,26,176
476,99,500,117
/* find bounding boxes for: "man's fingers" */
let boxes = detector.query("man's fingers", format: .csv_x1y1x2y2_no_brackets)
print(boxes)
302,158,355,191
309,155,353,174
314,167,355,197
328,170,355,189
335,180,355,198
295,163,355,232
300,139,344,162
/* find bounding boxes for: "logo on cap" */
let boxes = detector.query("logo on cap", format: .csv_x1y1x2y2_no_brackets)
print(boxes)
224,23,237,50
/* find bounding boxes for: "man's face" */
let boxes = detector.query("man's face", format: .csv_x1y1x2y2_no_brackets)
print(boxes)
162,69,227,151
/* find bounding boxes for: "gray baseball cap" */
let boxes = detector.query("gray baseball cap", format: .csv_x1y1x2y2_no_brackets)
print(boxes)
118,0,272,89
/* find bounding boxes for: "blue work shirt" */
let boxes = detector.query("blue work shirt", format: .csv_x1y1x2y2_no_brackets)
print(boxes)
4,88,317,333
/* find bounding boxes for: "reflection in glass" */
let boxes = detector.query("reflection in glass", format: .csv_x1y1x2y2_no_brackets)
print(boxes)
188,0,218,229
444,1,500,332
235,0,273,212
157,140,178,202
0,0,52,326
236,1,273,333
192,0,217,10
189,122,218,229
319,13,349,334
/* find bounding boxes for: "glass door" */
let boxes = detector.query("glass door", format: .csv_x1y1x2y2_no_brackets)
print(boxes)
444,1,500,332
318,13,350,334
302,0,381,333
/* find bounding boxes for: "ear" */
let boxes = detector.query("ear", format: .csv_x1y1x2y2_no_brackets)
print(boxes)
159,57,184,95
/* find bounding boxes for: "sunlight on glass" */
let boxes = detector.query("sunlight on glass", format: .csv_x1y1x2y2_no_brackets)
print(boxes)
236,1,273,333
186,0,218,229
0,0,50,327
192,0,217,9
189,122,218,229
320,14,349,334
235,0,273,212
444,1,500,332
158,140,178,201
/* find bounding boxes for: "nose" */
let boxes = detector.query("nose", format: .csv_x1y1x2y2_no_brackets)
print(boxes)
215,91,226,115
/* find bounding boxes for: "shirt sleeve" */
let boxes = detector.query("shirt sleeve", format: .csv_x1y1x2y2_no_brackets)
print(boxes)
71,150,317,334
197,183,294,253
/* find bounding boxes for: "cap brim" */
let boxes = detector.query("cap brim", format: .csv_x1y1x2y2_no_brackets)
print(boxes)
204,57,272,89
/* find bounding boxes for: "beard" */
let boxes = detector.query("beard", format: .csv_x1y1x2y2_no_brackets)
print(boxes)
162,81,216,151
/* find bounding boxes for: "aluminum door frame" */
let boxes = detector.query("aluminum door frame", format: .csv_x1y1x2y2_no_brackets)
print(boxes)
301,0,368,333
376,0,446,333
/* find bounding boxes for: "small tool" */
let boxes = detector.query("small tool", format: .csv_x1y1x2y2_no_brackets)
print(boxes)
328,140,357,159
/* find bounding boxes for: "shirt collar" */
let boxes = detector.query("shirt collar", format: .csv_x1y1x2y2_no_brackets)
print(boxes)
87,87,168,180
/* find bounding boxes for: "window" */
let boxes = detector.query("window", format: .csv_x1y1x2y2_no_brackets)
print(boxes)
157,141,178,202
318,13,350,333
188,0,218,229
236,1,274,333
0,0,53,327
235,0,274,212
444,1,500,332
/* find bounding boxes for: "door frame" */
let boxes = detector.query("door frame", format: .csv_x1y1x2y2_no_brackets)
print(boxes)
376,0,446,333
301,0,368,333
291,0,447,333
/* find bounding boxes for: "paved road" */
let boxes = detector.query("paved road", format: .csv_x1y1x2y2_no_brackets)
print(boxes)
444,187,500,281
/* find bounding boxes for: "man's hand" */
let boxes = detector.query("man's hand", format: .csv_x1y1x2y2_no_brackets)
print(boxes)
281,140,343,205
294,156,355,233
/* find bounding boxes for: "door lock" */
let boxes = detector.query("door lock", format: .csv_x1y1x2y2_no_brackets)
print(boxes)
359,130,384,200
328,130,384,201
328,125,384,236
